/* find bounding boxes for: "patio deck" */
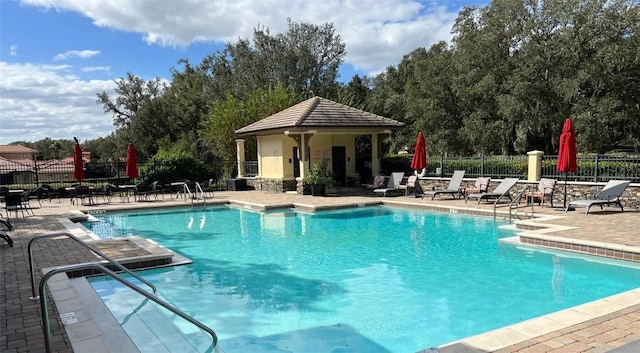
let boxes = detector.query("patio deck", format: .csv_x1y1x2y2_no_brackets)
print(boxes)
1,189,639,353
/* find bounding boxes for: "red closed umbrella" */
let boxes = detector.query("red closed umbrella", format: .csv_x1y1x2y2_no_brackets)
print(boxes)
410,132,427,176
556,118,577,209
126,143,139,180
557,118,577,174
73,138,85,181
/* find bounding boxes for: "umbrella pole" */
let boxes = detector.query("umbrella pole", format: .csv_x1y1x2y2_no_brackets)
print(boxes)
563,172,567,210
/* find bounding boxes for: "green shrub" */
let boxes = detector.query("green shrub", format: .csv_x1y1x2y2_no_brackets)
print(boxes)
141,154,211,184
306,160,335,187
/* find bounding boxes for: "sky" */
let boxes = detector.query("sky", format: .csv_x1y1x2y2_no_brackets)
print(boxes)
0,0,488,145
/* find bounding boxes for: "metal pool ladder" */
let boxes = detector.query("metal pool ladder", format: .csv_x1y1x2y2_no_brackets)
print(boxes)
181,182,207,205
28,232,157,300
28,231,219,353
494,186,531,223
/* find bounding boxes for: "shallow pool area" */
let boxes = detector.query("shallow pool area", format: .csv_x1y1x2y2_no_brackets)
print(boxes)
85,206,640,353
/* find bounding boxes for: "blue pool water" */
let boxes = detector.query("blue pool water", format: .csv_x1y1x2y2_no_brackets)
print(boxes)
86,206,640,353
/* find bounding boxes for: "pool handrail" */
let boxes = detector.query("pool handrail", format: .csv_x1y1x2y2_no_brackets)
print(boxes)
39,262,218,353
493,184,530,222
28,231,157,300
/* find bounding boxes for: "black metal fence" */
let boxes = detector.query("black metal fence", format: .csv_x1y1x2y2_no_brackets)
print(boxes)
385,154,640,182
541,154,640,182
425,155,529,179
0,159,249,192
2,154,638,192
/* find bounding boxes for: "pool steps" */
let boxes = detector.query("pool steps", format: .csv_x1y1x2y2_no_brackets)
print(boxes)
94,277,212,353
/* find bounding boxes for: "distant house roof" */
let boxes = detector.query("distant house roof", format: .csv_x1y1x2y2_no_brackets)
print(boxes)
37,159,75,173
0,144,37,154
0,157,33,173
235,96,404,136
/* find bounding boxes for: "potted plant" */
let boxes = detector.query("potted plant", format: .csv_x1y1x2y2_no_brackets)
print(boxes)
306,160,335,196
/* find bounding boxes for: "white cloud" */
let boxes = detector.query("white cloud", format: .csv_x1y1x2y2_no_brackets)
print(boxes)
0,62,117,144
80,66,111,73
53,49,101,61
23,0,461,75
10,45,18,57
3,0,475,144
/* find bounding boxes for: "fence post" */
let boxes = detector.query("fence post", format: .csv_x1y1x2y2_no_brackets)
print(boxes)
33,157,39,186
594,154,599,182
481,155,485,176
527,150,544,181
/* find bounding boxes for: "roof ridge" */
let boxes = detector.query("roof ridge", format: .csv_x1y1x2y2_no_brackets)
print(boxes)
294,96,321,126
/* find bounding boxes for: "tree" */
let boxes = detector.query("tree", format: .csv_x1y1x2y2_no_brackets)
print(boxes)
341,75,369,108
26,138,74,160
96,73,167,160
159,59,217,159
202,19,346,100
366,65,410,155
406,42,468,155
97,73,164,129
81,134,121,162
202,84,301,162
451,1,529,155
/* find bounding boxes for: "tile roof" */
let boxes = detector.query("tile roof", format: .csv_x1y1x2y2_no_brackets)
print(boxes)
0,157,80,173
0,144,38,154
0,157,33,172
235,96,404,135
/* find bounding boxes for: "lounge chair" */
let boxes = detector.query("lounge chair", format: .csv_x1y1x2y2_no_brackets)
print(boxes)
464,177,491,198
366,175,387,190
567,180,631,215
0,216,14,231
466,178,520,204
422,170,466,200
525,178,556,208
0,214,13,246
373,172,405,197
398,175,418,197
0,230,13,247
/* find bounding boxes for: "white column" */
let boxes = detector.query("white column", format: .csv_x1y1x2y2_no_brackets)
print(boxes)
527,150,544,181
236,139,246,177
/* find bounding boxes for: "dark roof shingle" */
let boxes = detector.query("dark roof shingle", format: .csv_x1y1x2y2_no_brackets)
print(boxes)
235,96,404,135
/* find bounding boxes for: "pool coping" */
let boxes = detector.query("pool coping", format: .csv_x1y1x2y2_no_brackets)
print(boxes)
41,229,194,353
435,286,640,353
49,200,640,353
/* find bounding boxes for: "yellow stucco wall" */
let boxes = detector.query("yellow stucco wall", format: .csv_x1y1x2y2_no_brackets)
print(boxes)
257,133,359,181
308,134,332,168
282,137,296,179
258,136,284,178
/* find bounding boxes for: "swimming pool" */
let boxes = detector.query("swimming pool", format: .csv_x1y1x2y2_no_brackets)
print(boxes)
85,206,640,353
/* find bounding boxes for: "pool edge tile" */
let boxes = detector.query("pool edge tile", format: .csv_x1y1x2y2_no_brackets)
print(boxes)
442,287,640,353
